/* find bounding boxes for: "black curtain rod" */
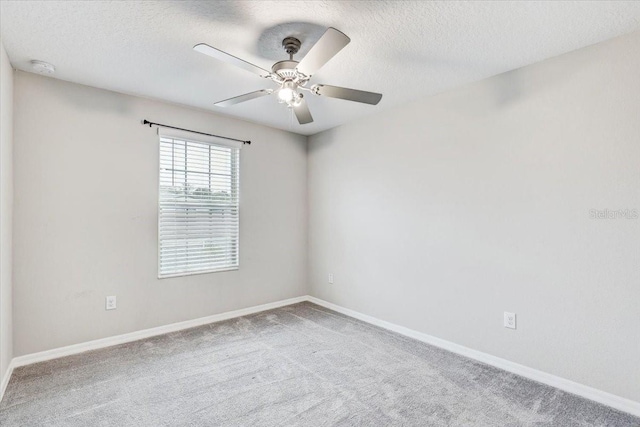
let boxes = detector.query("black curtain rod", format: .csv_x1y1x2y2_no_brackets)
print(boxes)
141,120,251,145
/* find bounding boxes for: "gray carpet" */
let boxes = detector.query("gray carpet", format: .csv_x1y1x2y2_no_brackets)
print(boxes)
0,302,637,426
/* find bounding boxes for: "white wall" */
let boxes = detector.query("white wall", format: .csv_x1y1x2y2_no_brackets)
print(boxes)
13,72,307,356
308,31,640,402
0,40,13,385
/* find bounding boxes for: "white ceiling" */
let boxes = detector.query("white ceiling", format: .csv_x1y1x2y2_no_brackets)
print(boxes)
1,1,639,136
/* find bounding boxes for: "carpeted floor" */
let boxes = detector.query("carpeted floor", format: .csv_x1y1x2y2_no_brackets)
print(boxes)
0,302,637,426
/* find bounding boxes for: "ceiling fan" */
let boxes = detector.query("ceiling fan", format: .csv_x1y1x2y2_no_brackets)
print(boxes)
193,27,383,125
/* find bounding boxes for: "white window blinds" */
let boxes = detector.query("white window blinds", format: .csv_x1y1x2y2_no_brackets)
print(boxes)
158,133,240,277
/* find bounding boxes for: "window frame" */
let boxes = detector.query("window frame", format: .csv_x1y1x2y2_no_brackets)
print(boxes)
157,134,240,279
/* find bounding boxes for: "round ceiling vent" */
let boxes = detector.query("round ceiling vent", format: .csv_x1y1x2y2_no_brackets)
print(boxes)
30,60,55,75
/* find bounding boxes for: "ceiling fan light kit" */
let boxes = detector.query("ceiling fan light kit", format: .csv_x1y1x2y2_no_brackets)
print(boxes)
194,27,383,125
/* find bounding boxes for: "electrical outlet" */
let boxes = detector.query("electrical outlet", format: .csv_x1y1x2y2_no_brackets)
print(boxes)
328,273,334,284
106,296,117,311
504,312,516,329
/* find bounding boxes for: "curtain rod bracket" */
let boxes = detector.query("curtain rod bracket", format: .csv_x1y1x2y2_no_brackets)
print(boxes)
141,119,251,145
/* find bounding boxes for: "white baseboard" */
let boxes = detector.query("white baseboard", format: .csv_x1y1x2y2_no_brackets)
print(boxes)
0,359,15,404
307,296,640,417
11,296,307,369
3,294,639,418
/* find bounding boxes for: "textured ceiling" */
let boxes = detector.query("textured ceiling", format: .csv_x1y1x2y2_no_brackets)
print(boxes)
1,1,639,136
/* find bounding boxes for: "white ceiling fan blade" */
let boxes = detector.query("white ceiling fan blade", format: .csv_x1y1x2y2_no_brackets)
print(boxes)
214,89,272,107
313,84,382,105
194,43,270,76
293,98,313,124
296,28,350,77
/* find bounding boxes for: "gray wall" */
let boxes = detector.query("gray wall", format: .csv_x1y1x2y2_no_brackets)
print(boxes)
0,40,13,383
13,72,307,356
7,30,640,404
308,31,640,401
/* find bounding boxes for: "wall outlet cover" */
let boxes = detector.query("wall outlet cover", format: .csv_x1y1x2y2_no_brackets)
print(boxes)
504,312,516,329
106,296,117,310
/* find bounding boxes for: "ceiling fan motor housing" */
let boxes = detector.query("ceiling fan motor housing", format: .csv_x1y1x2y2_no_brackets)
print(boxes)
271,60,300,80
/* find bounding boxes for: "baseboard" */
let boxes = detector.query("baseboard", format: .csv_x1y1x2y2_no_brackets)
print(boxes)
0,359,15,403
11,296,307,369
307,296,640,417
4,294,639,417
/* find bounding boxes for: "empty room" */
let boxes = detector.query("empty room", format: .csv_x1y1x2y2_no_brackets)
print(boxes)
0,1,639,426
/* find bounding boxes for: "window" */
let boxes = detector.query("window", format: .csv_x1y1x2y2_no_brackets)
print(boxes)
158,132,240,277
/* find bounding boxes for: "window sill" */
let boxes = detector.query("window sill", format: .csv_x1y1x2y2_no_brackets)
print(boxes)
158,266,239,279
